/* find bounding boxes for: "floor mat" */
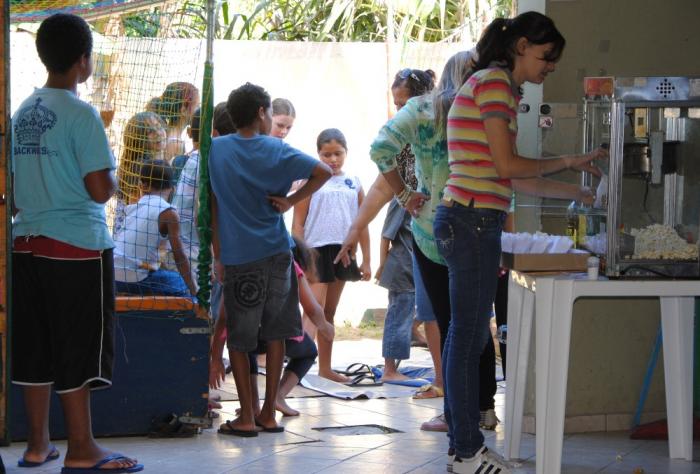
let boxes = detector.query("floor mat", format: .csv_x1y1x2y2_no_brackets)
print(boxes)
299,373,416,399
211,373,323,402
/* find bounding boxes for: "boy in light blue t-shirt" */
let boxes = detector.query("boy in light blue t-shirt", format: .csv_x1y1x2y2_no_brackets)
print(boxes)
11,13,142,473
209,83,331,437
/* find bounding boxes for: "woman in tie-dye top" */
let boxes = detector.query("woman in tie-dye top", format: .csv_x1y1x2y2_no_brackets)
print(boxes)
435,12,606,473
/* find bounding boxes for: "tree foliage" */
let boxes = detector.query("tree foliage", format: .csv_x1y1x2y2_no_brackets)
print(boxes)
122,0,514,43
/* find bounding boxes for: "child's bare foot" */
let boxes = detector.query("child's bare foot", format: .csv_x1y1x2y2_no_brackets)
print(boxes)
275,398,300,417
380,371,410,382
318,369,350,383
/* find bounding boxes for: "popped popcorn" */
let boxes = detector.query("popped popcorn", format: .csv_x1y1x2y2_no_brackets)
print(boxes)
630,224,698,260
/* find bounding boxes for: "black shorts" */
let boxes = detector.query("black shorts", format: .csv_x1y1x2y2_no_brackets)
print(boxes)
313,244,361,283
11,236,115,393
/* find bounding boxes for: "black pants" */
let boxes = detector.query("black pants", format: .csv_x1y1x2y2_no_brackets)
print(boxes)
249,332,318,380
413,239,496,410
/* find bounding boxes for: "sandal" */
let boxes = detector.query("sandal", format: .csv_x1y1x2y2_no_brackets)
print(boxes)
147,414,198,438
344,373,383,387
413,384,444,399
335,363,373,377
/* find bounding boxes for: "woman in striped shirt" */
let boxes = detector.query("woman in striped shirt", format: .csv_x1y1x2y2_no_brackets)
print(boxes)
436,12,606,473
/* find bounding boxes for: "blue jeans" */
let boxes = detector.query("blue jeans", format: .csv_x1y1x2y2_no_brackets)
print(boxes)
382,290,416,360
434,202,505,458
413,251,436,322
116,269,190,297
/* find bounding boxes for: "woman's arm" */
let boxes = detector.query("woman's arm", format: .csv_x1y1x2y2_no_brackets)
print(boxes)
334,174,392,266
512,177,594,205
161,208,198,296
485,118,606,179
356,189,371,281
298,274,334,342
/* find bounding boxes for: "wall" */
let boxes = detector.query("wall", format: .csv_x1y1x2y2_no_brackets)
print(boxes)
9,35,464,327
520,0,700,430
545,0,700,103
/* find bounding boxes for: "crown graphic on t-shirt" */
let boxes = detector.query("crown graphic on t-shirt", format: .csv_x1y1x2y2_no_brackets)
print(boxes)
14,98,57,147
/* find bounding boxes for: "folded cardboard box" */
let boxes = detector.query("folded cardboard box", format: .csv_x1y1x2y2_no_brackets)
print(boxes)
501,250,589,272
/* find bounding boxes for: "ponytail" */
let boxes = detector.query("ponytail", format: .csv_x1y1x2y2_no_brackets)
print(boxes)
152,82,199,127
474,11,565,72
392,68,436,98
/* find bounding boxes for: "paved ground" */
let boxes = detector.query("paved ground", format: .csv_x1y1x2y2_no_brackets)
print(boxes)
2,339,699,473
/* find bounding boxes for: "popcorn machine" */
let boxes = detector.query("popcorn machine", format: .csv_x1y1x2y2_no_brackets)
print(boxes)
580,76,700,277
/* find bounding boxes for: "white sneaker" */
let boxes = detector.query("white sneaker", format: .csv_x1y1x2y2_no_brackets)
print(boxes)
479,409,499,430
452,446,511,474
446,452,455,472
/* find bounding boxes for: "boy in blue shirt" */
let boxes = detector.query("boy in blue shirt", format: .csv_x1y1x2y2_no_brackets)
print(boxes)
11,13,142,473
209,83,331,436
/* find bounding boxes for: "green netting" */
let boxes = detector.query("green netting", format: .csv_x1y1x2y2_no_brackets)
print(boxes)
195,60,213,311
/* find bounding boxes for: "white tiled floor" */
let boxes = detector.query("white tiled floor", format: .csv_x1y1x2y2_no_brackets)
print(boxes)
3,340,700,473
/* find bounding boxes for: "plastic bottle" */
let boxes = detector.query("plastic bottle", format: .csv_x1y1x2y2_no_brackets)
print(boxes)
566,201,579,247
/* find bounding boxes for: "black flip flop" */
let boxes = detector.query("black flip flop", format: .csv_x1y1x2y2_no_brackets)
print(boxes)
255,419,285,433
217,420,259,437
345,373,383,387
335,363,373,377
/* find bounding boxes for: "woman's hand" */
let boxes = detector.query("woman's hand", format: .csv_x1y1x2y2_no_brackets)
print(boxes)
334,226,361,267
403,191,430,217
571,147,608,177
209,356,226,390
318,321,335,342
267,195,292,213
359,260,371,281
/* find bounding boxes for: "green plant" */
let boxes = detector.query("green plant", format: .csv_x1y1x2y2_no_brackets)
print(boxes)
120,0,514,43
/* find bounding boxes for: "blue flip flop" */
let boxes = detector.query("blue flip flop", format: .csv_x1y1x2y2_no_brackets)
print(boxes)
382,377,431,387
18,445,60,467
60,453,144,473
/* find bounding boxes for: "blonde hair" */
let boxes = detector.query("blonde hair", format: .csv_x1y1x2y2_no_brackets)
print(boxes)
117,111,166,203
432,51,475,139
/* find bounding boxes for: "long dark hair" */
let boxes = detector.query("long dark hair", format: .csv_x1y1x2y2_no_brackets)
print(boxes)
392,69,436,97
473,11,565,72
291,236,318,283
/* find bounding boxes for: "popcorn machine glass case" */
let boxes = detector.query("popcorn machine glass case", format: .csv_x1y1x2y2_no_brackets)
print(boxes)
582,76,700,277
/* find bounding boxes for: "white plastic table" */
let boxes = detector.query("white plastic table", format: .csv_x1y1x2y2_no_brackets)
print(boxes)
503,271,700,474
